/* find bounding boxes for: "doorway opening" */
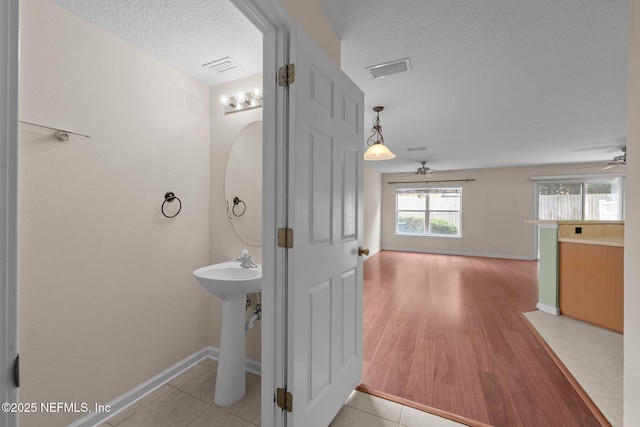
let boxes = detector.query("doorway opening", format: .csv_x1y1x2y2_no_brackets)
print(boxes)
7,1,277,426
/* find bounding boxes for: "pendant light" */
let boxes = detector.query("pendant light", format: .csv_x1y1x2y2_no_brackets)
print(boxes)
364,106,396,161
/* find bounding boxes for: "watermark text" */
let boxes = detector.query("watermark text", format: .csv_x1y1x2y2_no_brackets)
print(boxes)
2,402,111,414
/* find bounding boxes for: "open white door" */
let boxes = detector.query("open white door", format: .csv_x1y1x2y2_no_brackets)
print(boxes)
284,24,365,427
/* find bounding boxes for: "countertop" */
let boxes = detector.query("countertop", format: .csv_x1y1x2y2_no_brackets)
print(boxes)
527,219,624,247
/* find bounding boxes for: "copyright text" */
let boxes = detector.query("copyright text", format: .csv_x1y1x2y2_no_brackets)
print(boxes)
2,402,111,413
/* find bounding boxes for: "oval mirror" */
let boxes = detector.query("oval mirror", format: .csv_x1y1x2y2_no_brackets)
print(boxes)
225,121,262,246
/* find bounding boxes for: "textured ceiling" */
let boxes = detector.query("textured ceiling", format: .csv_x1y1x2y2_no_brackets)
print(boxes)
320,0,629,173
51,0,628,174
51,0,262,87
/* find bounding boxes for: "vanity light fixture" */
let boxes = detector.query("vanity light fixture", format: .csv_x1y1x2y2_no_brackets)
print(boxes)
218,88,263,114
364,106,396,161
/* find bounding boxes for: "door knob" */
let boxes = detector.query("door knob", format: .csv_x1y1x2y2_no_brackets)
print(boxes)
358,247,370,256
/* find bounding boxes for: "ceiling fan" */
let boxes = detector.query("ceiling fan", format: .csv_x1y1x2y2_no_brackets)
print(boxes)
402,161,438,176
577,147,626,170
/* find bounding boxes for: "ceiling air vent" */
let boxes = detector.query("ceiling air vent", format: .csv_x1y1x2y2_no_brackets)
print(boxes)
202,56,241,74
366,58,412,79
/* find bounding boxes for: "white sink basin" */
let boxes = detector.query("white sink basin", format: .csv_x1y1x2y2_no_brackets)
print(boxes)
193,261,261,301
192,260,262,406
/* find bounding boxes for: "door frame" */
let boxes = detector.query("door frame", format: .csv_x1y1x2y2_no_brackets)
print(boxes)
227,2,292,427
1,1,19,427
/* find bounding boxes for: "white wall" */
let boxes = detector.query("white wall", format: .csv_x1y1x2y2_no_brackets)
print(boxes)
278,0,340,66
209,74,263,362
363,164,382,256
381,164,625,259
625,1,640,425
18,1,211,425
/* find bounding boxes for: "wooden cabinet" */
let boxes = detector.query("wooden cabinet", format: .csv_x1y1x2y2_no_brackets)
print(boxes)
558,242,624,333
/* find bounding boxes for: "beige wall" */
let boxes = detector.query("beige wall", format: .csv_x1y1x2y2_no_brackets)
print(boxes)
363,164,382,256
209,74,263,362
381,164,624,259
18,1,211,425
625,0,640,425
279,0,341,66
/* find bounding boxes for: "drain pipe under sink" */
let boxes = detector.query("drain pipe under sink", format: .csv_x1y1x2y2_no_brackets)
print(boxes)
245,292,262,332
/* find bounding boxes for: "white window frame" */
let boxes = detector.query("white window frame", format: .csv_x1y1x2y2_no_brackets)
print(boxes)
533,175,626,221
395,187,462,237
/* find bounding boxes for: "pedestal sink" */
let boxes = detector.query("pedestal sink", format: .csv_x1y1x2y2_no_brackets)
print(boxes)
193,261,261,406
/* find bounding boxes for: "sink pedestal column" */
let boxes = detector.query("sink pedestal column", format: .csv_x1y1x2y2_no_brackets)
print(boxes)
214,296,246,406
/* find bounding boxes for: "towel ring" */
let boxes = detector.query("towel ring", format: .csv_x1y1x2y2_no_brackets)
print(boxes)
232,197,246,217
162,192,182,218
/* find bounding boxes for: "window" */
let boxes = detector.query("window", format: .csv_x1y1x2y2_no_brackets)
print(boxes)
536,176,625,220
396,187,462,236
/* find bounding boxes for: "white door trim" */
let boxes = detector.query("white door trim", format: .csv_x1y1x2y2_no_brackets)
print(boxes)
229,2,292,427
1,1,20,426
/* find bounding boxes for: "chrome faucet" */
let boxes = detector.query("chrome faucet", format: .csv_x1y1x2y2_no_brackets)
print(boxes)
238,249,257,268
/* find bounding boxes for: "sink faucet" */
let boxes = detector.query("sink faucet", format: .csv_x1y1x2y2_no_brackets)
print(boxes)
238,249,257,268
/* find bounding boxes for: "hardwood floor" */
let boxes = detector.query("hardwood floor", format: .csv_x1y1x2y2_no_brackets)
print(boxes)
359,250,604,427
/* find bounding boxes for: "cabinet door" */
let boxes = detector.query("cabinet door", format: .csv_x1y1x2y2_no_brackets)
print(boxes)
559,242,623,332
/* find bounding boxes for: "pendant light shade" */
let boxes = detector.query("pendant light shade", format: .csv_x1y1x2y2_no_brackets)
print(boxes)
364,106,395,161
364,141,396,160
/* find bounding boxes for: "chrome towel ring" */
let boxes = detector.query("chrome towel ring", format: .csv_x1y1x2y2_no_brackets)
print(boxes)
162,192,182,218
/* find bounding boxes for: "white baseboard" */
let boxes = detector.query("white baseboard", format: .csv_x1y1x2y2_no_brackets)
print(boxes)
381,246,535,261
537,303,560,315
363,247,381,259
69,346,261,427
206,346,261,376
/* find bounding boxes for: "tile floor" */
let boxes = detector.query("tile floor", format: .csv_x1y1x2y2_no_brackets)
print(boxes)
524,310,623,427
97,358,466,427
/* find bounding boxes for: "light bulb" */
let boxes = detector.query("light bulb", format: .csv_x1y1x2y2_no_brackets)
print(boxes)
235,91,247,104
252,88,263,99
249,98,259,107
218,94,231,106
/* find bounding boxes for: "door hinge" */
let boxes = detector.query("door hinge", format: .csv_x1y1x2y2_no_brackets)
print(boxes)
276,387,293,412
14,354,19,387
277,227,294,249
278,63,295,86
